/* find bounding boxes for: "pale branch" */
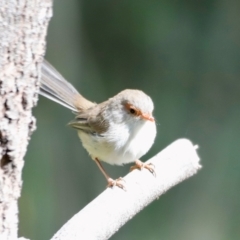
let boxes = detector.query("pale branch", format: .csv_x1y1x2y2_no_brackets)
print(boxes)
51,138,201,240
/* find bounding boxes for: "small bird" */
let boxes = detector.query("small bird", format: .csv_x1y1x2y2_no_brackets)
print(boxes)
40,60,157,189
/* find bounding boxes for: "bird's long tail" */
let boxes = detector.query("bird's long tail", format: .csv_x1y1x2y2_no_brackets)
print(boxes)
40,60,95,112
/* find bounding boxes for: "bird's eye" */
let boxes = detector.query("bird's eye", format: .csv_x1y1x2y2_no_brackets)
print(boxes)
129,108,136,114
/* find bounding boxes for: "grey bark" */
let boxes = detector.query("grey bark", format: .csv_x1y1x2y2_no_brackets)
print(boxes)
0,1,52,239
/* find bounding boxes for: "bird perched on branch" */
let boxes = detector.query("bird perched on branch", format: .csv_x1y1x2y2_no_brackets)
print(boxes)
40,60,156,189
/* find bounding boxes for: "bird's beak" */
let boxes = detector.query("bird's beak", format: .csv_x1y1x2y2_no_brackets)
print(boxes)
141,113,155,122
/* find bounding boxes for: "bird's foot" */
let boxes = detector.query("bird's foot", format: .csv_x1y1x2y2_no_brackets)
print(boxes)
107,177,126,191
130,159,156,177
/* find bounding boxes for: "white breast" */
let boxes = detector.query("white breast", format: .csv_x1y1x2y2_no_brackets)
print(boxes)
78,120,156,165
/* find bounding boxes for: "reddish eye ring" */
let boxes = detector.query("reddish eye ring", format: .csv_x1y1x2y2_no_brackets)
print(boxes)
125,103,140,116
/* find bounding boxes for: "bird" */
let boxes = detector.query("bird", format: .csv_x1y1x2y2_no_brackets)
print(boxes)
40,59,157,189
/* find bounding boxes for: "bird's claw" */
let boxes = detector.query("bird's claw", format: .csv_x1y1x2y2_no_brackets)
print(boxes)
130,160,156,177
107,177,126,191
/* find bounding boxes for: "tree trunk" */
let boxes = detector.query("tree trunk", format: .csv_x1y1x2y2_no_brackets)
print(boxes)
0,1,52,239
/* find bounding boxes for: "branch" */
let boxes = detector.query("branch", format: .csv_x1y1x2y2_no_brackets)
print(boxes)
51,138,201,240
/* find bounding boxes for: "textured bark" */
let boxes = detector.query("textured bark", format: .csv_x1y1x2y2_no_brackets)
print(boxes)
0,1,52,239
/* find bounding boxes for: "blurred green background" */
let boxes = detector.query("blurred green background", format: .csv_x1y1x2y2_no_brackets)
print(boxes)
19,0,240,239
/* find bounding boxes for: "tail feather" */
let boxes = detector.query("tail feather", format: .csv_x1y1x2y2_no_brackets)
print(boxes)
40,60,95,112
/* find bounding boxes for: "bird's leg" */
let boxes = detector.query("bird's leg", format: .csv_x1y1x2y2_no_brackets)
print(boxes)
94,158,126,190
130,159,156,177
